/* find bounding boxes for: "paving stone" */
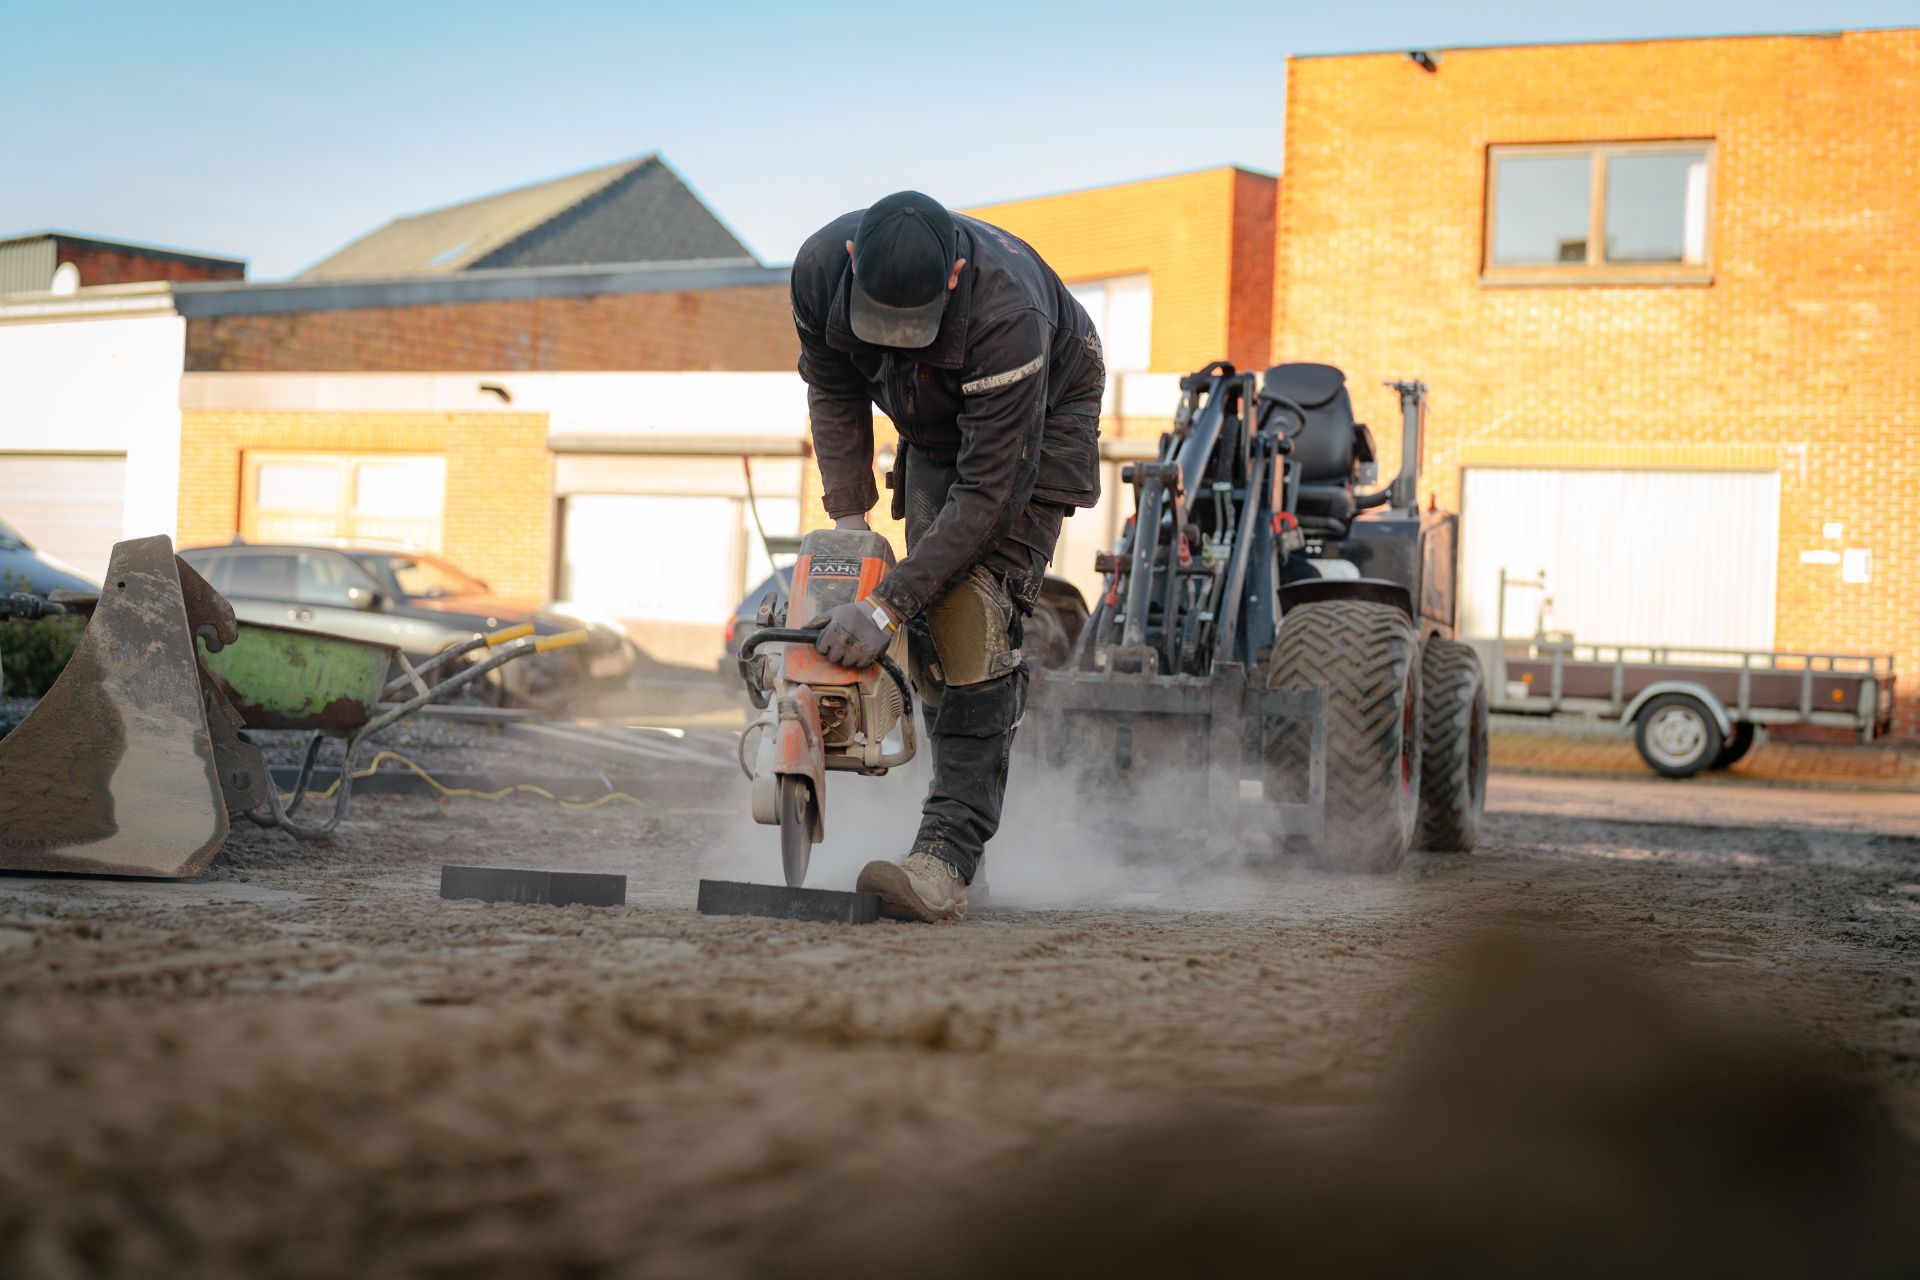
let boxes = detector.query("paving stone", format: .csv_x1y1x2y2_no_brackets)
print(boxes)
439,866,627,907
696,879,880,925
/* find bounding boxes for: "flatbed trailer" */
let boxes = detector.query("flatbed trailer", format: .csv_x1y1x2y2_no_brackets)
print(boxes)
1487,572,1895,777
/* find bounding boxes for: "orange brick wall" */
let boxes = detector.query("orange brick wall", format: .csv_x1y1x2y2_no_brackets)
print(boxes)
177,410,554,600
1228,170,1278,374
1276,29,1920,733
184,286,797,373
59,240,243,287
965,166,1277,373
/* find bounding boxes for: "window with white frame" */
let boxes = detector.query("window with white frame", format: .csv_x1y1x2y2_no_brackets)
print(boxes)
244,453,446,549
1484,141,1713,283
1067,273,1153,370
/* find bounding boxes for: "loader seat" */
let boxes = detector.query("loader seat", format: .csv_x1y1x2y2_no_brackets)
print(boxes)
1260,362,1370,536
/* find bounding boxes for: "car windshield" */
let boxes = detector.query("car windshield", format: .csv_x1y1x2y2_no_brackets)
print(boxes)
0,517,27,551
357,553,485,600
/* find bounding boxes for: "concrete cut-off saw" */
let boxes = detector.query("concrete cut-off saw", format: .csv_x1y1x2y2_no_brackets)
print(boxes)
735,528,916,888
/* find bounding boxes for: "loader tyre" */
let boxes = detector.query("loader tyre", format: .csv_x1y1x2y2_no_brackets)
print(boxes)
1415,639,1487,852
1265,601,1421,873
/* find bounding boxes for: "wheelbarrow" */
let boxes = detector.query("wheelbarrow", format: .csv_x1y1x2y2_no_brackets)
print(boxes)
199,619,587,839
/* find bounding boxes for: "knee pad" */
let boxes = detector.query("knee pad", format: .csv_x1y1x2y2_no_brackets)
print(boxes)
925,567,1023,687
933,667,1027,738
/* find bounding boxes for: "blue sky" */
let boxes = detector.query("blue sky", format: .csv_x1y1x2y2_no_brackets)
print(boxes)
2,0,1914,278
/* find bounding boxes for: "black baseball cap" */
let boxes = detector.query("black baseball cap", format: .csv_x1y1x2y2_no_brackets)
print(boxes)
849,191,958,349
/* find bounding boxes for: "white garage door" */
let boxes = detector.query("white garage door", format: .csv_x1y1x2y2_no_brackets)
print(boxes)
552,455,803,666
0,454,126,583
1459,468,1779,651
563,494,741,624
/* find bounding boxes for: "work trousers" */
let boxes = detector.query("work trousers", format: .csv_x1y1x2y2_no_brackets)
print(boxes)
900,445,1066,883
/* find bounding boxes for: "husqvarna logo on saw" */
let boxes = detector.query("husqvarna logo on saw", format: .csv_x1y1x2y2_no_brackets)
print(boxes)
808,557,864,578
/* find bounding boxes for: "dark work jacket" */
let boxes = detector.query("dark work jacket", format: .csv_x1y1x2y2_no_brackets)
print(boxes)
790,211,1104,621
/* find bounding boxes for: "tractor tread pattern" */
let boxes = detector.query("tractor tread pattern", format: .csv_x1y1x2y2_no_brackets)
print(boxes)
1265,600,1420,873
1415,639,1487,853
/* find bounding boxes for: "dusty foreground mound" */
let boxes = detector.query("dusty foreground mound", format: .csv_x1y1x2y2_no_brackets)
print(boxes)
0,764,1915,1277
778,936,1918,1280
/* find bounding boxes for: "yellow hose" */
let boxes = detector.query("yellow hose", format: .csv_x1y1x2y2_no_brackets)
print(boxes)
484,623,536,646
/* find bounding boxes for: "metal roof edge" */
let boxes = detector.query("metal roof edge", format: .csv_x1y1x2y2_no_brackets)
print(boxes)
171,257,789,318
1288,24,1913,60
0,281,179,323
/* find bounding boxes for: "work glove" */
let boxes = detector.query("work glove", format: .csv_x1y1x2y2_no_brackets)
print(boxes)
808,598,895,668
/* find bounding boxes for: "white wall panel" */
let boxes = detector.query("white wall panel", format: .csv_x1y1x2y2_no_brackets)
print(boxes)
1460,468,1778,651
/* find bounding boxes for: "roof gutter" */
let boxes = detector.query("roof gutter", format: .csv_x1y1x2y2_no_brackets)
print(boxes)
172,257,789,318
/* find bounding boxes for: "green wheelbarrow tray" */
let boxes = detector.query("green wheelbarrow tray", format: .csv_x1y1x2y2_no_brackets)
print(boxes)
198,619,587,840
197,622,397,732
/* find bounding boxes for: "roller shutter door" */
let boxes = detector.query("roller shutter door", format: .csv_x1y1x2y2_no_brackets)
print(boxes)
1458,468,1779,651
553,455,801,667
0,454,126,583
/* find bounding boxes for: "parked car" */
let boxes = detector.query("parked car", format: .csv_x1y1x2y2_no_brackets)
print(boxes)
723,567,793,671
0,516,98,597
178,540,638,705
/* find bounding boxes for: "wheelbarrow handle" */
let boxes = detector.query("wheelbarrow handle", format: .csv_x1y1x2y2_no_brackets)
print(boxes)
736,626,913,722
380,622,540,700
256,629,593,840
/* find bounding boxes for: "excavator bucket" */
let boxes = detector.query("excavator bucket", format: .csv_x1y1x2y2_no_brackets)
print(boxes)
0,535,266,878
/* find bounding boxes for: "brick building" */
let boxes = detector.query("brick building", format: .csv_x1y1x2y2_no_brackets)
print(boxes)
156,157,801,662
1275,27,1920,731
171,261,799,660
965,166,1276,375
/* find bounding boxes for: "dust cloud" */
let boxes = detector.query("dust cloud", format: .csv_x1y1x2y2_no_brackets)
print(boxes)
707,694,1341,909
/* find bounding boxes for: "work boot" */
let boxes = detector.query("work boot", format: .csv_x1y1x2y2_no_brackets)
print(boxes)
857,851,968,923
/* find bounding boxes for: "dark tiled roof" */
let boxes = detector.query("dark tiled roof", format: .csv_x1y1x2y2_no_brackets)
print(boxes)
300,155,752,280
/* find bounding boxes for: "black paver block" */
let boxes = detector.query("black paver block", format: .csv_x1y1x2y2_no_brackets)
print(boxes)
696,879,880,924
440,865,626,907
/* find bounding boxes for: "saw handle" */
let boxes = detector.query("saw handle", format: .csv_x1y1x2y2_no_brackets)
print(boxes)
737,626,913,722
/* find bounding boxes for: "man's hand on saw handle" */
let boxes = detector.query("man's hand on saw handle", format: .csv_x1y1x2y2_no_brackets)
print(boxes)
807,513,894,667
808,597,897,668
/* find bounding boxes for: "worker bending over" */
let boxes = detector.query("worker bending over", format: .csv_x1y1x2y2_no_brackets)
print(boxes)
790,191,1103,922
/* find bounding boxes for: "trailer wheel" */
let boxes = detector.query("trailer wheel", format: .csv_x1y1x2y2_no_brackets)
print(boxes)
1415,639,1487,852
1634,694,1723,778
1709,721,1755,770
1265,601,1421,872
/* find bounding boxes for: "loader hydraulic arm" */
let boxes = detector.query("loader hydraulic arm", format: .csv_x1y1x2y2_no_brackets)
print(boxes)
1077,365,1291,679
